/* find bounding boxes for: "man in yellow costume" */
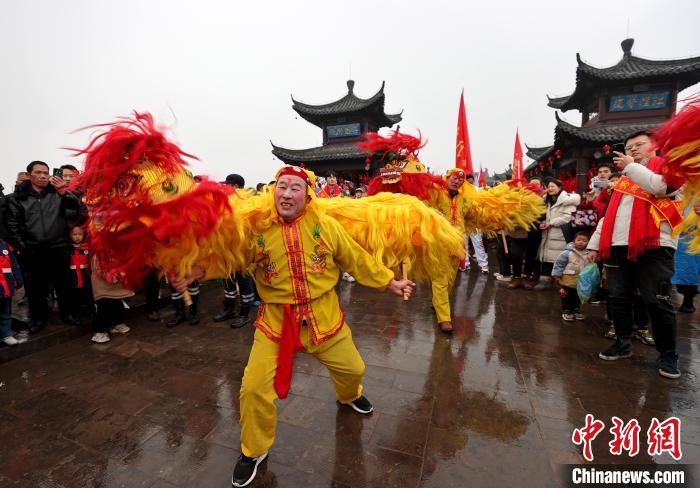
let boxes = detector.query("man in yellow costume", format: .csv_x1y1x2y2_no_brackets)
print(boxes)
432,167,470,333
74,113,466,488
173,165,415,487
362,131,545,334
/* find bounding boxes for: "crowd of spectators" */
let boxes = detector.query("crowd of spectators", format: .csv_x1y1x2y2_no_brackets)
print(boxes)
491,130,689,379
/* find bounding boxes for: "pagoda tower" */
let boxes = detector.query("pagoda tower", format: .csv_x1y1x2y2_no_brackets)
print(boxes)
271,80,402,182
525,38,700,193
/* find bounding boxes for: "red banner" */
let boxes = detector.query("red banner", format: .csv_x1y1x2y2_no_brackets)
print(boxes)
478,167,487,188
455,91,473,174
513,130,524,181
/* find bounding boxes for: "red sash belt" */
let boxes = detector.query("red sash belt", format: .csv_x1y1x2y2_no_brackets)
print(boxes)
274,304,302,399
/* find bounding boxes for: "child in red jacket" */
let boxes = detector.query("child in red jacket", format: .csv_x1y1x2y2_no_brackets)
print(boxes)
67,226,93,325
0,240,25,346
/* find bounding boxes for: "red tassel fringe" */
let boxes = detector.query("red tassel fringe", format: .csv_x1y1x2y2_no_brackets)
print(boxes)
90,179,233,289
70,112,198,200
358,131,425,160
367,172,446,201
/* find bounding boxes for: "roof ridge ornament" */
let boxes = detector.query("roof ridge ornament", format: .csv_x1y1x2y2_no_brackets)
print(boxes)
347,79,355,93
621,38,634,58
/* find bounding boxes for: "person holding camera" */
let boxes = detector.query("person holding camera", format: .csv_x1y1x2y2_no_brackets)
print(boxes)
6,161,82,333
581,162,615,216
588,131,683,379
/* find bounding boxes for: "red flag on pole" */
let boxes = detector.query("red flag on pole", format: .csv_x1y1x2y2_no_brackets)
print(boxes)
478,166,487,188
455,91,473,174
513,130,524,181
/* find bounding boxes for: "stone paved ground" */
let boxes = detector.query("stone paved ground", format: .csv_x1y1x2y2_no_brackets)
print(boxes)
0,271,698,487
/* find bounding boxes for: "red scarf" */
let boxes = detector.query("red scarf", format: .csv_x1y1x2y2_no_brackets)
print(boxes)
598,157,679,261
319,185,341,198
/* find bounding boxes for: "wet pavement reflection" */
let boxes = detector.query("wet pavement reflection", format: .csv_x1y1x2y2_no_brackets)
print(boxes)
0,270,698,487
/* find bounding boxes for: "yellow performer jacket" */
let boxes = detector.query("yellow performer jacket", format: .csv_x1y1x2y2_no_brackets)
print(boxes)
434,190,469,235
252,211,395,345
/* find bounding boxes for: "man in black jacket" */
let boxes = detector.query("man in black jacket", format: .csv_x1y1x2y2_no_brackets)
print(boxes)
6,161,82,332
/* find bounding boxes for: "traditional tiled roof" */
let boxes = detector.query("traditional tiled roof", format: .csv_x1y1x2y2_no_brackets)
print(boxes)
554,112,659,145
271,141,367,163
546,95,570,110
547,39,700,112
525,144,554,161
291,80,402,128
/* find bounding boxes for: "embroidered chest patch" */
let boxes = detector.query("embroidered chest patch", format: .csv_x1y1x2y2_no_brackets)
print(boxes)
256,234,280,284
309,224,329,274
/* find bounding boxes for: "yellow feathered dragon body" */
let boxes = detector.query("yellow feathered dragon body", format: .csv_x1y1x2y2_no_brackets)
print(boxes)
362,131,545,235
74,113,465,288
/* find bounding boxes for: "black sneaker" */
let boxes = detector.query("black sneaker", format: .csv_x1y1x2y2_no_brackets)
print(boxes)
598,340,632,361
231,315,252,329
213,308,236,322
231,452,267,487
346,395,374,414
657,354,681,379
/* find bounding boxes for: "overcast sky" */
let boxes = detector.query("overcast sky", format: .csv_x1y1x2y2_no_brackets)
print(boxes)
1,0,699,190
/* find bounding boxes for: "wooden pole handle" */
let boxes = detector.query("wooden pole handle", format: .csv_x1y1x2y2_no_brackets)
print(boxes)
183,290,192,307
401,262,409,301
500,231,509,255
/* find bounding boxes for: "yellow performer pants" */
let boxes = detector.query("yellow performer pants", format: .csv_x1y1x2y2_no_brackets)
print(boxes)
239,324,365,458
432,267,458,323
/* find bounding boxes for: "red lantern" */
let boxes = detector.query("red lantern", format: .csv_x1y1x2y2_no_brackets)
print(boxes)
602,144,612,155
555,149,562,159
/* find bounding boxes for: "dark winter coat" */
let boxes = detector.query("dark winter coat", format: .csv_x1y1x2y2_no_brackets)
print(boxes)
6,181,82,252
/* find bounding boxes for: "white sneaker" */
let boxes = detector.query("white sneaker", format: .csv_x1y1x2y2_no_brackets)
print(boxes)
110,324,130,334
2,336,19,346
495,274,512,282
91,332,111,343
562,313,575,322
14,331,28,343
342,272,356,283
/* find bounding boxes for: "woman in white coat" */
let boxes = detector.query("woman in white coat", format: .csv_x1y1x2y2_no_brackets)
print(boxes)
537,179,581,276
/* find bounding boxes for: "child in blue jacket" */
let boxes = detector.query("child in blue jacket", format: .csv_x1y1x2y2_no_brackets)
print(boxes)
552,231,590,322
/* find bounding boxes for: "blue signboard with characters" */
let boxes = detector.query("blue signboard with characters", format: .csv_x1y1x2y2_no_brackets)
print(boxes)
327,123,361,139
609,92,669,112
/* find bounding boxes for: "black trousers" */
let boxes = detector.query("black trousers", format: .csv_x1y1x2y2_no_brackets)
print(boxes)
93,298,125,333
525,230,542,277
68,287,93,318
510,238,527,278
145,270,162,313
496,235,511,276
605,246,676,354
560,286,581,314
605,292,649,329
224,273,255,312
21,246,69,323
